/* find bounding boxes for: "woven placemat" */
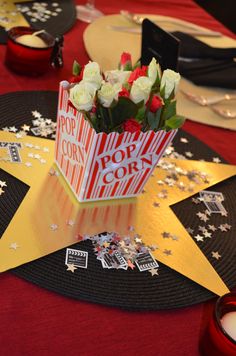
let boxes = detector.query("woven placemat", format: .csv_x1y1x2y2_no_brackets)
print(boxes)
0,91,235,310
0,0,76,44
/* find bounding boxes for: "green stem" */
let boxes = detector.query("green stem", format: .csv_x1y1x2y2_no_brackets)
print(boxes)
83,112,95,129
108,107,114,131
143,90,154,132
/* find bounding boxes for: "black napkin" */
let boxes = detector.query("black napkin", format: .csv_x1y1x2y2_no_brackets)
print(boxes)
172,31,236,89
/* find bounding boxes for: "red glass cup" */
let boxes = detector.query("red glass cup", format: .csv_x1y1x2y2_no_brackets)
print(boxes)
5,26,55,76
200,292,236,356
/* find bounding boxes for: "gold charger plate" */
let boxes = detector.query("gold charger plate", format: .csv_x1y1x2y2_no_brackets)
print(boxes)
83,14,236,131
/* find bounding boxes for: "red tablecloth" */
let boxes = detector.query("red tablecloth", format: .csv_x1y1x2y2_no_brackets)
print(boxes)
0,1,235,355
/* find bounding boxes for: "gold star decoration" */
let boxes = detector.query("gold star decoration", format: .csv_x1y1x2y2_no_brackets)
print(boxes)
1,130,236,297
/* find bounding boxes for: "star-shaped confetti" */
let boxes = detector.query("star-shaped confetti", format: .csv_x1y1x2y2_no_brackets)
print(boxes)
50,224,58,231
194,234,204,242
180,137,188,143
208,225,217,232
162,232,170,239
186,227,194,235
163,249,172,256
66,220,75,227
218,224,227,232
21,124,30,131
66,264,78,273
213,157,221,163
148,268,159,276
212,251,221,260
9,242,19,250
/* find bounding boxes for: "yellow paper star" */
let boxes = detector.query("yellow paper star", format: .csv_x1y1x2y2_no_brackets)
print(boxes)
0,0,31,30
1,130,236,297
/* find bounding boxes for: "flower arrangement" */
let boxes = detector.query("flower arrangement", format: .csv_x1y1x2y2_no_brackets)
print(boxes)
68,53,185,134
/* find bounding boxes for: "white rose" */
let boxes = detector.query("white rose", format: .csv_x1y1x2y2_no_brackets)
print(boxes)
98,82,122,107
105,70,131,85
82,61,103,90
130,76,153,104
69,81,96,111
160,69,181,99
148,58,161,85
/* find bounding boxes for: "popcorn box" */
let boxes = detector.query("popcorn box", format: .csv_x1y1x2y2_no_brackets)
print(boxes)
55,82,177,202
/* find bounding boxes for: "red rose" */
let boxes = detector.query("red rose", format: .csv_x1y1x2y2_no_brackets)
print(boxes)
128,66,148,85
122,118,142,133
118,87,130,98
91,105,97,114
146,95,163,113
120,52,132,70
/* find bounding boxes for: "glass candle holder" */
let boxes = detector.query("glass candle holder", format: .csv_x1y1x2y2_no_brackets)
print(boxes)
200,292,236,356
5,26,55,76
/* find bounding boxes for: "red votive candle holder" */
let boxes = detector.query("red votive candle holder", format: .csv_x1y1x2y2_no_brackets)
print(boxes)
200,292,236,356
5,26,55,76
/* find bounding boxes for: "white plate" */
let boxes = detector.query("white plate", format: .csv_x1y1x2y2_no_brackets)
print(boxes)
84,14,236,130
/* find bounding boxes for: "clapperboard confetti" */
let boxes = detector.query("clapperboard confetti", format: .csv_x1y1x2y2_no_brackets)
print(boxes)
135,252,159,272
0,142,22,163
99,251,128,270
199,190,227,215
65,248,88,269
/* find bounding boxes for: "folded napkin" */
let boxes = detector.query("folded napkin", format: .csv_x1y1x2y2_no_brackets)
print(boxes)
172,32,236,89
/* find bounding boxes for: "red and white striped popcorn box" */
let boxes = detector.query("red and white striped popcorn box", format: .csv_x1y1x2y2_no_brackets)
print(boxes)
55,81,177,202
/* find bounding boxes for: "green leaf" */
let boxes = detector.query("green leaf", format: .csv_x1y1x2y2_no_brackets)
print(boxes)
165,115,185,130
147,108,162,130
109,97,138,128
135,106,146,122
72,60,81,76
133,60,141,70
162,100,176,121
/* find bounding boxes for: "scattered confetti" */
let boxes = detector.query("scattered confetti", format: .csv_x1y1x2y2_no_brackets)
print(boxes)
9,242,19,250
163,249,172,256
66,264,78,273
211,251,221,260
213,157,221,163
194,234,204,242
148,268,159,276
50,224,58,231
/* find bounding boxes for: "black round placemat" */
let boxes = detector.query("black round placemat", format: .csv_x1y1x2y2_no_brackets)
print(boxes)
0,91,235,310
0,1,76,44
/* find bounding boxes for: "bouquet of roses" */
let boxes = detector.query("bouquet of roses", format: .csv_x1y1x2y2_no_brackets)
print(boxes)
68,53,185,134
